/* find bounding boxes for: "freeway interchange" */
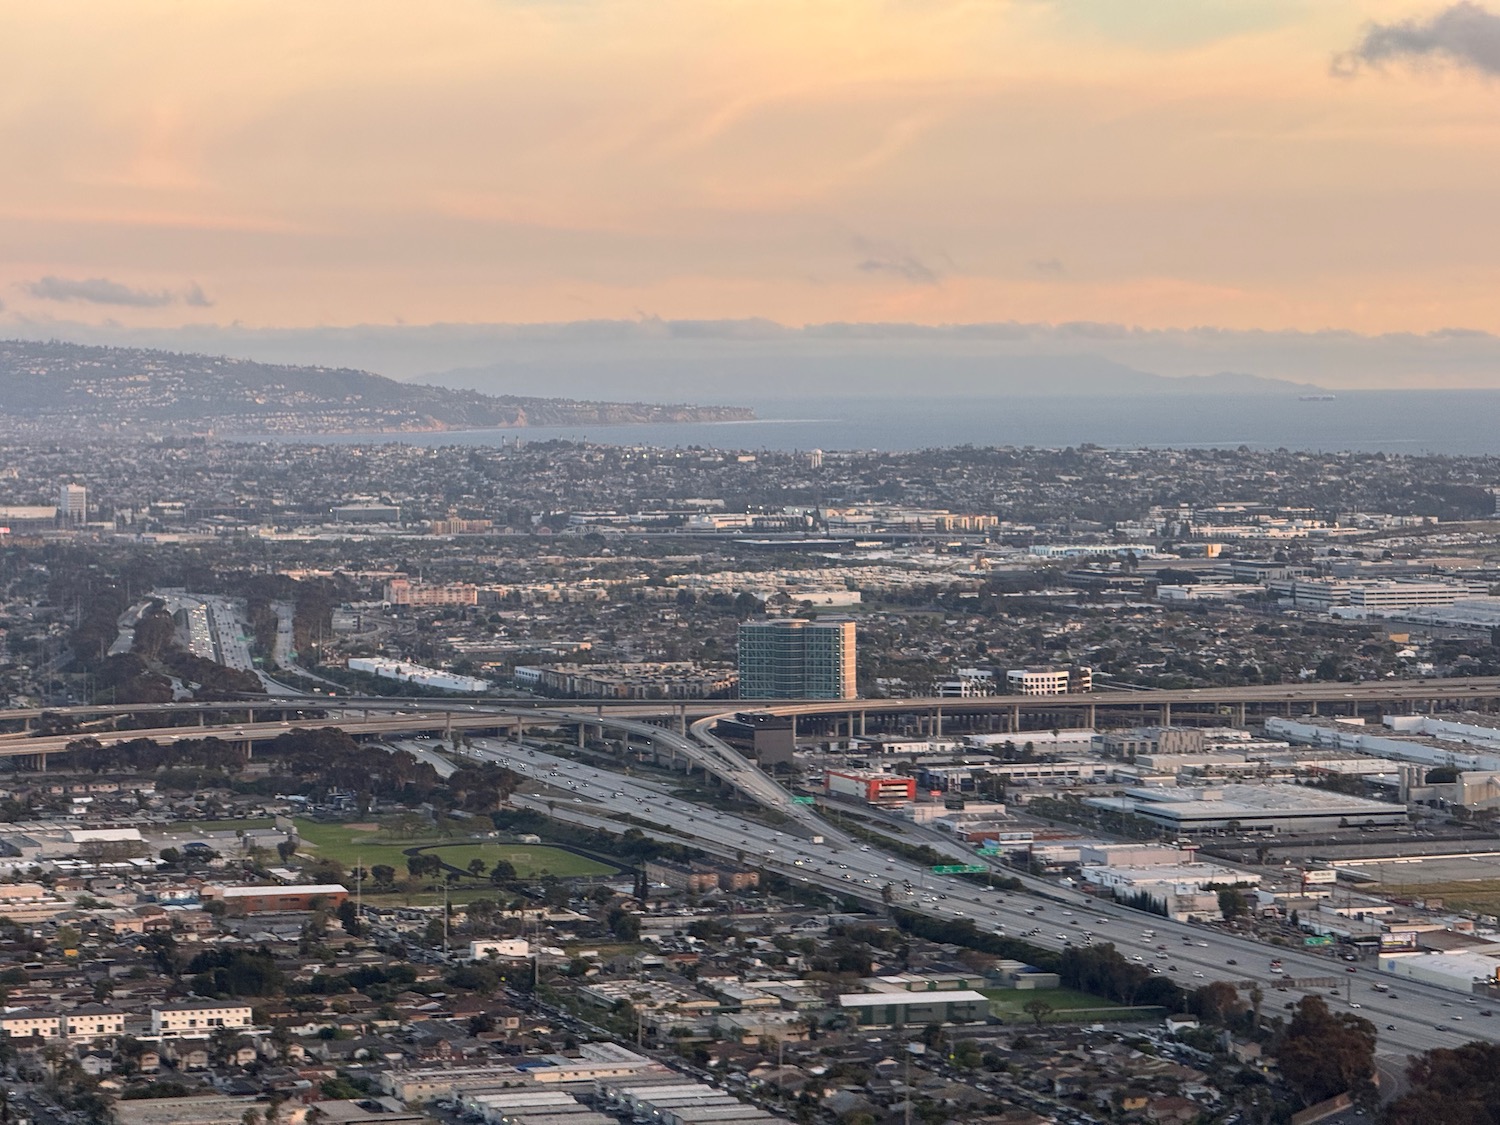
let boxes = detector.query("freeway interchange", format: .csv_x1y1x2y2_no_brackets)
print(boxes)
9,681,1500,1063
427,730,1494,1064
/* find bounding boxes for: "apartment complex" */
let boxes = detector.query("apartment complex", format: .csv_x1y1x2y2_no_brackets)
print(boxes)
384,576,479,607
737,618,857,700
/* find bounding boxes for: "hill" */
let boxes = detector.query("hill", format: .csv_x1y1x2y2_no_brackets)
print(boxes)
0,339,753,437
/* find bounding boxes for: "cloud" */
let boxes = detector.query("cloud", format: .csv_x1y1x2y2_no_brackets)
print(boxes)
1335,2,1500,77
855,253,941,285
21,276,212,308
182,282,214,308
1029,258,1066,276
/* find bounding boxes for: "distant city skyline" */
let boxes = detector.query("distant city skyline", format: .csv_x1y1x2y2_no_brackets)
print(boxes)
2,0,1499,367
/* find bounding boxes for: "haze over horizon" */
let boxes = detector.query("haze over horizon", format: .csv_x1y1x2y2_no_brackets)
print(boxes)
5,1,1500,392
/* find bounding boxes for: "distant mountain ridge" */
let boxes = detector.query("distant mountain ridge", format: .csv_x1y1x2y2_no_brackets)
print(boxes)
420,346,1321,403
0,339,753,436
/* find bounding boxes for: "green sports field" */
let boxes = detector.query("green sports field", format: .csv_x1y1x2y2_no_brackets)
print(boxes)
417,842,615,878
289,819,613,879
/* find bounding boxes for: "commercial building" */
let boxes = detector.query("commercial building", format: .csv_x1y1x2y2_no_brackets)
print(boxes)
737,618,856,700
331,502,401,523
1270,577,1490,612
1005,665,1091,695
824,769,916,805
0,506,61,534
713,711,796,768
835,990,990,1027
58,483,87,525
469,939,530,960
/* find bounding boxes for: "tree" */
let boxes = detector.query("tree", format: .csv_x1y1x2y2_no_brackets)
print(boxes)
1387,1041,1500,1125
370,864,396,888
467,858,488,878
1274,995,1376,1108
406,853,442,880
1022,998,1053,1028
1217,887,1249,920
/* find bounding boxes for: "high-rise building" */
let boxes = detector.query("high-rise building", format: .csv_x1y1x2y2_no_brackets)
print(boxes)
738,618,857,700
58,483,87,525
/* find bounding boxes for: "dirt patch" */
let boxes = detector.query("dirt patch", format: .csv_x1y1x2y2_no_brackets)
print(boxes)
345,823,381,832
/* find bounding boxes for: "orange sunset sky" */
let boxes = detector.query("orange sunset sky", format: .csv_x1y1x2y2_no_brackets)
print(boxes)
2,1,1498,337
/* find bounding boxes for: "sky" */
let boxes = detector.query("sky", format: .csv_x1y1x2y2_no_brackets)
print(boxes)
3,1,1500,362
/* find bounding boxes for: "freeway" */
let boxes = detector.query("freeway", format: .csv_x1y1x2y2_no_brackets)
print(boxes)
457,735,1494,1062
8,673,1500,727
12,684,1500,1061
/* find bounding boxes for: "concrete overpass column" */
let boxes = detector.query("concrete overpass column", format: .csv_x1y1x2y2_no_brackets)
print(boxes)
1010,704,1020,733
1162,702,1172,726
860,710,867,737
577,723,587,749
678,705,687,737
1310,701,1318,717
934,706,943,738
37,753,45,773
1235,703,1246,728
1086,704,1096,729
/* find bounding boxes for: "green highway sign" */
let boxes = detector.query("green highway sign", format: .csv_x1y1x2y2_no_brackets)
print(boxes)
792,796,816,805
1303,935,1333,946
932,864,989,874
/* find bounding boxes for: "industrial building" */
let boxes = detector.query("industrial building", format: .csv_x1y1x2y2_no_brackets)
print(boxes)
202,883,349,914
1084,783,1405,833
1379,951,1500,994
824,769,916,805
737,617,856,700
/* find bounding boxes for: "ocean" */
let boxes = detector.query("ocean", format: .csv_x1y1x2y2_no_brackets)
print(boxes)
239,390,1500,456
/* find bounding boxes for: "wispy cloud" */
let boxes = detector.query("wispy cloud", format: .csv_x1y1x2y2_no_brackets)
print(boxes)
21,276,213,308
1334,2,1500,77
1029,258,1066,276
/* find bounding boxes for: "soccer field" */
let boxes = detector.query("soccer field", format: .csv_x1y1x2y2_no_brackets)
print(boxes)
289,819,614,879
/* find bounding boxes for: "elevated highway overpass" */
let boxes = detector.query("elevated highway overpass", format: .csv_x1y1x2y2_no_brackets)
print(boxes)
7,673,1500,733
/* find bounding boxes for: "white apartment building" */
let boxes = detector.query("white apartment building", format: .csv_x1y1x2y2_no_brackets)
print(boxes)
66,1006,125,1040
0,1010,60,1039
151,1000,253,1035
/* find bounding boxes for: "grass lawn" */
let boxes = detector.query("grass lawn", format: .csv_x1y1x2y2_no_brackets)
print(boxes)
984,987,1163,1024
292,819,417,869
421,842,615,878
290,819,614,879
